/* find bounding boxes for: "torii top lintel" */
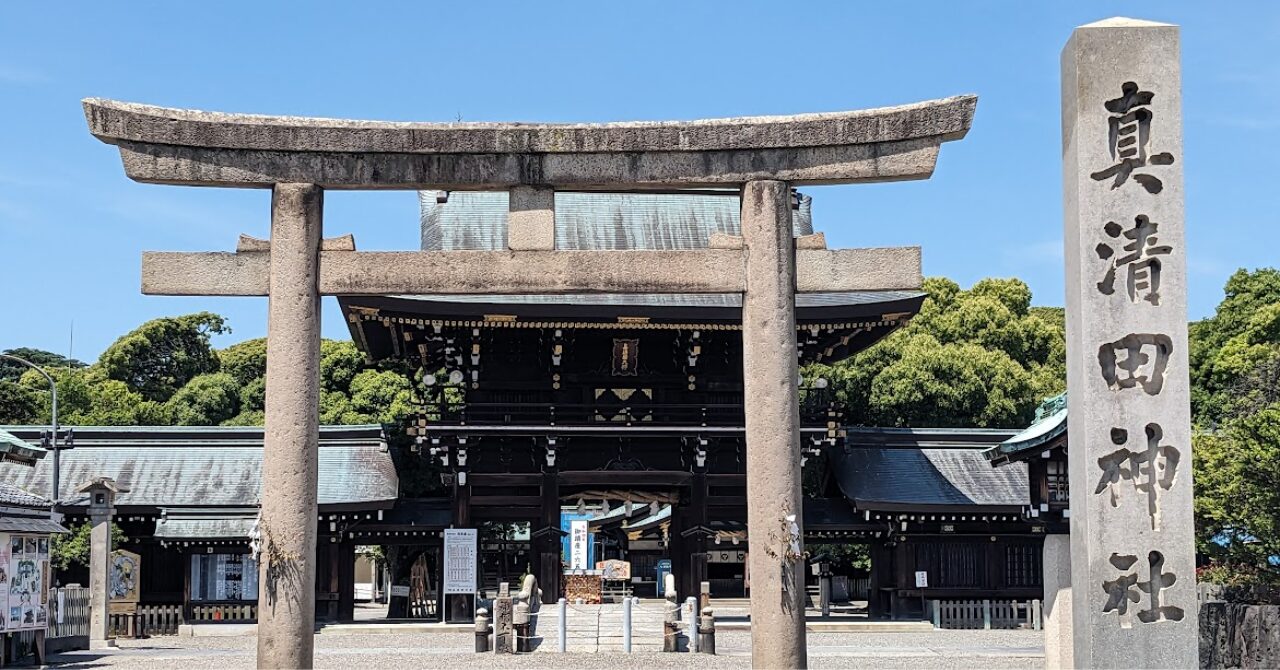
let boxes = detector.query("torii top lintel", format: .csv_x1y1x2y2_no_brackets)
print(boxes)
83,96,976,190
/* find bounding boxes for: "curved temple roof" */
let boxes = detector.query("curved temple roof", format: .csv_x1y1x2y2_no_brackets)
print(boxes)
83,96,977,189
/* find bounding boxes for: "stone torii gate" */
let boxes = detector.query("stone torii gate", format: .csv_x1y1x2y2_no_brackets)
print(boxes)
84,95,975,669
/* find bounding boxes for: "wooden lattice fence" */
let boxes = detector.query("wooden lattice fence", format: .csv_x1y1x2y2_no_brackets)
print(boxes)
931,598,1041,630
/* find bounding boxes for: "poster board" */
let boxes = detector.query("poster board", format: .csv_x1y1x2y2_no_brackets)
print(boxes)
0,533,50,632
442,528,477,595
110,549,141,605
596,559,631,581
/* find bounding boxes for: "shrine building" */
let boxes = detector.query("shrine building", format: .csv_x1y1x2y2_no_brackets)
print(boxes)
0,193,1071,624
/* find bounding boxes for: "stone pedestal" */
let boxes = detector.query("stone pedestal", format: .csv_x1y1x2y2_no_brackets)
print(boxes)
741,180,806,669
256,183,323,669
1062,18,1197,668
1042,535,1073,669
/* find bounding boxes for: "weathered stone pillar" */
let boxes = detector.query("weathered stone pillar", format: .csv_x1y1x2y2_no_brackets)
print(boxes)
257,183,323,669
1042,534,1073,669
1063,18,1196,668
87,508,114,647
741,180,806,669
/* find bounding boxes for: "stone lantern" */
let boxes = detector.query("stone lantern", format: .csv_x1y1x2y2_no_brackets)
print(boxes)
77,477,127,649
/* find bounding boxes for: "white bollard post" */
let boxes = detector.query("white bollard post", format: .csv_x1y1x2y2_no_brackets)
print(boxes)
558,598,567,653
623,596,633,653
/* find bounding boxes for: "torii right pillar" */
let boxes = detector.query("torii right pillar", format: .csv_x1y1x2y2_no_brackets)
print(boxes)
1062,18,1197,669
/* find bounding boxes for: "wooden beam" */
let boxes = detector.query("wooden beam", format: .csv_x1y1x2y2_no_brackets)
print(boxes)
558,471,693,487
141,247,921,296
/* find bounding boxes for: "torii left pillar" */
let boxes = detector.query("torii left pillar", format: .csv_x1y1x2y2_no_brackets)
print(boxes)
257,183,323,669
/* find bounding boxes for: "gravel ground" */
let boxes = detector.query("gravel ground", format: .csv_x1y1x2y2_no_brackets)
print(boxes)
47,629,1043,669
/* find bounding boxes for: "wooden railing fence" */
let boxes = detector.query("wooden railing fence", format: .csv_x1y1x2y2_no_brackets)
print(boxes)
109,604,184,637
931,598,1042,630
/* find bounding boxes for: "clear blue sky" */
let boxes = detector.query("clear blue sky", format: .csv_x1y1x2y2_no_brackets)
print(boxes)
1,2,1277,360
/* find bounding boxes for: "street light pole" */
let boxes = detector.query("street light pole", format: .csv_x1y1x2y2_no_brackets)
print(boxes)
0,354,59,505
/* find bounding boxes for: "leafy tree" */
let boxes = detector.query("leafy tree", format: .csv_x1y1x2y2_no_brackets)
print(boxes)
0,348,85,382
166,372,241,426
51,521,127,571
350,369,415,422
321,340,366,394
0,381,40,424
1190,268,1280,424
1194,404,1280,570
811,277,1065,428
222,409,264,427
217,338,267,387
98,312,228,401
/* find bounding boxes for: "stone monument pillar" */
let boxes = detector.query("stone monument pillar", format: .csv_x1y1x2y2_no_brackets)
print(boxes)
741,180,807,668
1062,18,1197,668
77,477,125,650
1042,534,1073,669
257,183,324,669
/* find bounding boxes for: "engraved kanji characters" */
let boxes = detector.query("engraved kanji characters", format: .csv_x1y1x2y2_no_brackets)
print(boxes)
1096,215,1172,305
1090,82,1176,194
1098,333,1172,395
1094,423,1181,529
1102,550,1184,624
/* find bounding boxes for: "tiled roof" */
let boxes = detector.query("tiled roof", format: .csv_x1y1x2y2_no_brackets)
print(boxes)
155,513,257,540
0,482,52,509
831,433,1029,511
415,190,832,310
0,428,46,466
983,393,1069,466
0,425,397,510
420,190,814,252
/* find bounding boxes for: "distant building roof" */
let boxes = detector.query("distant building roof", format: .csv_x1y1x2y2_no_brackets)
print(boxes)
831,428,1029,512
983,393,1068,466
406,189,884,313
420,190,814,253
0,428,46,466
0,425,397,511
0,482,52,509
0,482,66,534
154,510,257,540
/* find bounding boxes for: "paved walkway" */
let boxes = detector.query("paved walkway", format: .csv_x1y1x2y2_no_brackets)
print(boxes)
541,601,670,652
47,630,1044,669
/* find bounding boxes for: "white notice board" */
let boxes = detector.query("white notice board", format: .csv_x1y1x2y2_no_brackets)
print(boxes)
914,571,928,588
570,520,590,570
443,528,478,595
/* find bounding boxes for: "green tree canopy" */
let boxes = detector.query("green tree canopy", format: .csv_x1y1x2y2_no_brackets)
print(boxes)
810,277,1065,428
166,372,241,426
0,348,85,382
1190,268,1280,424
1194,404,1280,571
0,381,40,424
99,312,228,401
217,338,267,387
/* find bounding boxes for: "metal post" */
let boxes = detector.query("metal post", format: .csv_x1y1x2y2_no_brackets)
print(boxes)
622,596,632,653
557,598,567,653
